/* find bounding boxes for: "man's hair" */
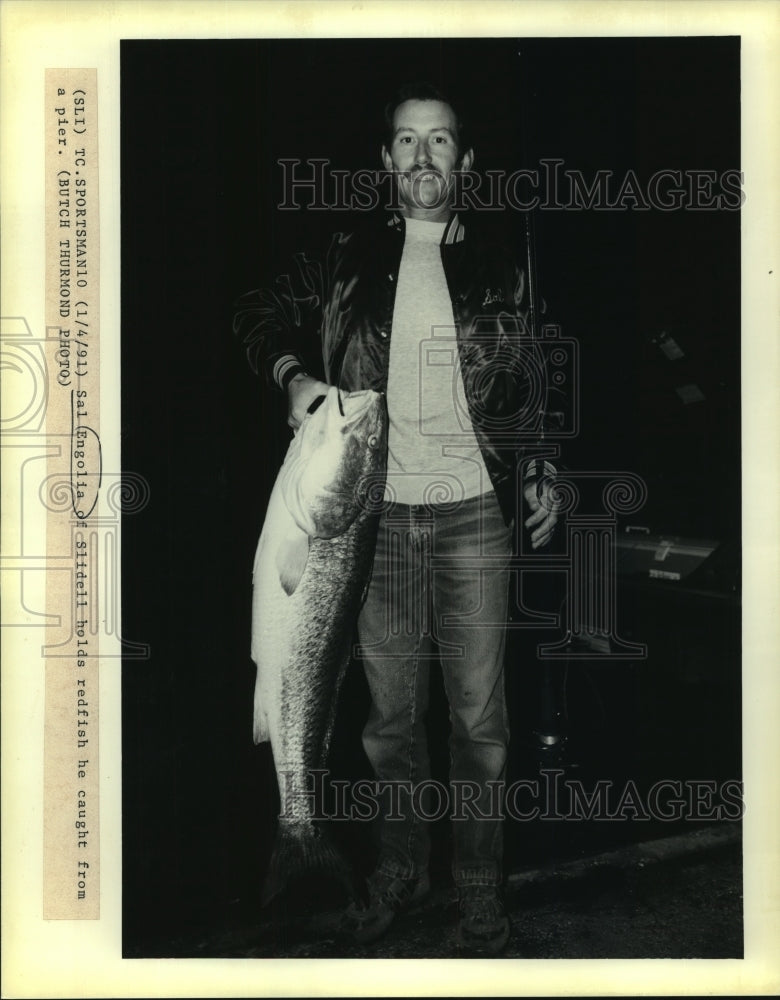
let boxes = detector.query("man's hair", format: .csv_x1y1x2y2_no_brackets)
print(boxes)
382,80,470,155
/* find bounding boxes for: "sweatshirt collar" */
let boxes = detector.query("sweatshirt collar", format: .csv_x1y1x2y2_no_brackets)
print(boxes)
388,212,465,245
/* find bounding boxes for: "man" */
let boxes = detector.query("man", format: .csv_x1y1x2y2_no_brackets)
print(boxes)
234,81,559,955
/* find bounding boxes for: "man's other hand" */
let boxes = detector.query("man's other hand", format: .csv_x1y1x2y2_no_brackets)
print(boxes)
523,478,561,549
287,373,330,429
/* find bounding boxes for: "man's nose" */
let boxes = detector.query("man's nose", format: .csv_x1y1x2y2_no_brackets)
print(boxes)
415,141,432,164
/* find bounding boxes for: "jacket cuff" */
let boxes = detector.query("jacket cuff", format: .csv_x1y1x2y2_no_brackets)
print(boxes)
271,354,307,391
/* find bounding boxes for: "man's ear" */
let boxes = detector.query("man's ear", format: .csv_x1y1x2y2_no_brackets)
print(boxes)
381,145,392,171
459,147,474,171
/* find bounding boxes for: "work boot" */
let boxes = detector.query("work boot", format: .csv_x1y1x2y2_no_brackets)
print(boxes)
456,884,510,955
343,869,431,944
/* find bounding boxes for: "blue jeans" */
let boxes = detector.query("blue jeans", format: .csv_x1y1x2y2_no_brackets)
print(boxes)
356,491,512,887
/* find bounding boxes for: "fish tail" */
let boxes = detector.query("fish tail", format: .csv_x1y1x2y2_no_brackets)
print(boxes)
260,821,354,906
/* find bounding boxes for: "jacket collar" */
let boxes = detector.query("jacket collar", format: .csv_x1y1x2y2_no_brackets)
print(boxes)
387,212,465,245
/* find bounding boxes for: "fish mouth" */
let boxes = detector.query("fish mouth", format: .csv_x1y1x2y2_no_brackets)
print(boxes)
338,388,384,421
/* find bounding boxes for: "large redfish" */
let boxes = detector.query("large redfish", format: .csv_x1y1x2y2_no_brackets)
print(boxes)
251,386,387,904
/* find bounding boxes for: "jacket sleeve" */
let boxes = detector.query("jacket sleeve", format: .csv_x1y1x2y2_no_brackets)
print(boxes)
232,242,339,391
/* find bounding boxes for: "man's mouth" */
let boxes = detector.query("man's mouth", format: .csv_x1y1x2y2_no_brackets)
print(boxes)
404,168,442,182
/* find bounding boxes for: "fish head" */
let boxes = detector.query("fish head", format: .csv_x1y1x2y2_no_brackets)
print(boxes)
281,387,387,538
333,387,388,505
332,388,387,462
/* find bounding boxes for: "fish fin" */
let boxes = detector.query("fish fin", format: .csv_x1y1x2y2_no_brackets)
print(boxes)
260,821,356,907
276,533,310,596
252,707,270,745
252,667,271,744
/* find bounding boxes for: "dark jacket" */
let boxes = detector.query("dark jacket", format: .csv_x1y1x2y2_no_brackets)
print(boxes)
234,212,557,524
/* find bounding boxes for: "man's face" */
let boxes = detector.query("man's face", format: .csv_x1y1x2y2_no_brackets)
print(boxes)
381,99,473,220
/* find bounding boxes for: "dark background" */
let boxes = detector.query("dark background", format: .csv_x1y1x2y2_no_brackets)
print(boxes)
121,37,741,955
